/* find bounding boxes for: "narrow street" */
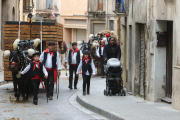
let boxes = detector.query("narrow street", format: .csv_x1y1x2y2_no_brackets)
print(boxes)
0,71,106,120
2,0,180,120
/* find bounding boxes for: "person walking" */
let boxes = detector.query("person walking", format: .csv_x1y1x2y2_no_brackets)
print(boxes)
20,52,48,105
103,37,121,61
40,42,61,100
76,50,96,95
64,42,82,89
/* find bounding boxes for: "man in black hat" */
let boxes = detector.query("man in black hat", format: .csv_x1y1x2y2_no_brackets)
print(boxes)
64,42,82,89
20,52,48,105
40,41,61,100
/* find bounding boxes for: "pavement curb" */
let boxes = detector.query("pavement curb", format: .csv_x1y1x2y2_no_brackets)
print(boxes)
76,94,130,120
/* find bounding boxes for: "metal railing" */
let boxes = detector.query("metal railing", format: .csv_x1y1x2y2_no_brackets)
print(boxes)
115,1,126,13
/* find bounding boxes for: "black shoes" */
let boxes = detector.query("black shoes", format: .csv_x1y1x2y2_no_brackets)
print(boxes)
74,86,77,89
87,91,90,95
49,96,53,100
83,92,86,95
34,100,38,105
68,86,72,90
33,99,38,105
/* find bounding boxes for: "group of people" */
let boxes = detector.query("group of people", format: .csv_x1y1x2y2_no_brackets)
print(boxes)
19,41,97,105
64,33,121,95
17,32,121,105
96,33,121,78
20,42,61,105
64,42,96,95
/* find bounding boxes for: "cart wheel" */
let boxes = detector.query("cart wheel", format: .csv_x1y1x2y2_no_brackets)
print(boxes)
121,90,124,96
123,89,126,96
104,89,106,96
109,90,112,96
106,90,108,96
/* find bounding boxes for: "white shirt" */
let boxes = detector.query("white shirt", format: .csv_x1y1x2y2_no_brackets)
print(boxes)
96,47,104,56
107,37,111,44
76,60,96,75
40,51,61,70
21,63,48,76
65,49,82,64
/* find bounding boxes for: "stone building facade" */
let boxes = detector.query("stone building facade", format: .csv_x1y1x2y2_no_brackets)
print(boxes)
117,0,180,110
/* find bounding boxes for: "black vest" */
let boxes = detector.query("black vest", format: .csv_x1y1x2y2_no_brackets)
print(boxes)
30,62,43,79
43,51,57,69
82,59,92,75
69,50,80,65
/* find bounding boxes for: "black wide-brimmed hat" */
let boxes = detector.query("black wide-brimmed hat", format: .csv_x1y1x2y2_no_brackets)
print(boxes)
48,41,55,46
72,42,77,46
83,50,90,55
33,52,40,58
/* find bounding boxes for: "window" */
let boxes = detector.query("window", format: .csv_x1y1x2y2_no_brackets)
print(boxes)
98,0,103,11
109,20,114,31
23,0,30,12
46,0,53,9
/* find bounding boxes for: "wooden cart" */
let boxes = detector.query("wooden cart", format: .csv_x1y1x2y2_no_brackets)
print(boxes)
4,21,64,81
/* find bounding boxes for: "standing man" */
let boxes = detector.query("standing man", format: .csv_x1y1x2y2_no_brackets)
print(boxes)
64,42,82,89
40,42,61,100
106,33,111,44
96,40,105,78
104,37,121,61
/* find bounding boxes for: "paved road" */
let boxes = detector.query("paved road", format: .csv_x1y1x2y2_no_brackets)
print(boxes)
0,73,105,120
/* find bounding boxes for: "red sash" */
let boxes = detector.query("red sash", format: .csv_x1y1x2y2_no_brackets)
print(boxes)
32,75,45,89
46,68,57,84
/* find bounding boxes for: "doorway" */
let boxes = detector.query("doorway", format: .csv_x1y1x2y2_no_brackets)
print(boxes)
166,21,173,99
156,20,173,103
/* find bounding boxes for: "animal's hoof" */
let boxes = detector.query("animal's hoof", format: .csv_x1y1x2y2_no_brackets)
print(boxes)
16,98,19,101
23,100,26,102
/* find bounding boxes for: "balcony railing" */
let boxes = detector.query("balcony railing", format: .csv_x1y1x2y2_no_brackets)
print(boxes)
113,0,128,17
115,1,126,13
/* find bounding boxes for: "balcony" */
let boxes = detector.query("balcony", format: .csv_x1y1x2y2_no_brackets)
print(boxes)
112,0,128,17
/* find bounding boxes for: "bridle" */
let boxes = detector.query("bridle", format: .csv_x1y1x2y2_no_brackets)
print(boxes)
9,52,22,71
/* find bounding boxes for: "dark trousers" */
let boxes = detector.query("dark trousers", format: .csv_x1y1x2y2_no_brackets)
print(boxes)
31,79,40,101
45,70,54,96
101,56,105,76
82,73,91,92
69,65,78,87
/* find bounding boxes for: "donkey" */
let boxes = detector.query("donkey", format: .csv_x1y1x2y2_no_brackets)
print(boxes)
8,50,32,102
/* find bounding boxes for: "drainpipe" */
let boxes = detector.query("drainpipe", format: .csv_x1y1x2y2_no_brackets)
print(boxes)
106,0,108,29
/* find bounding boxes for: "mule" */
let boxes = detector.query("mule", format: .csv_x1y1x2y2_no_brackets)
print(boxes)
9,51,32,102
